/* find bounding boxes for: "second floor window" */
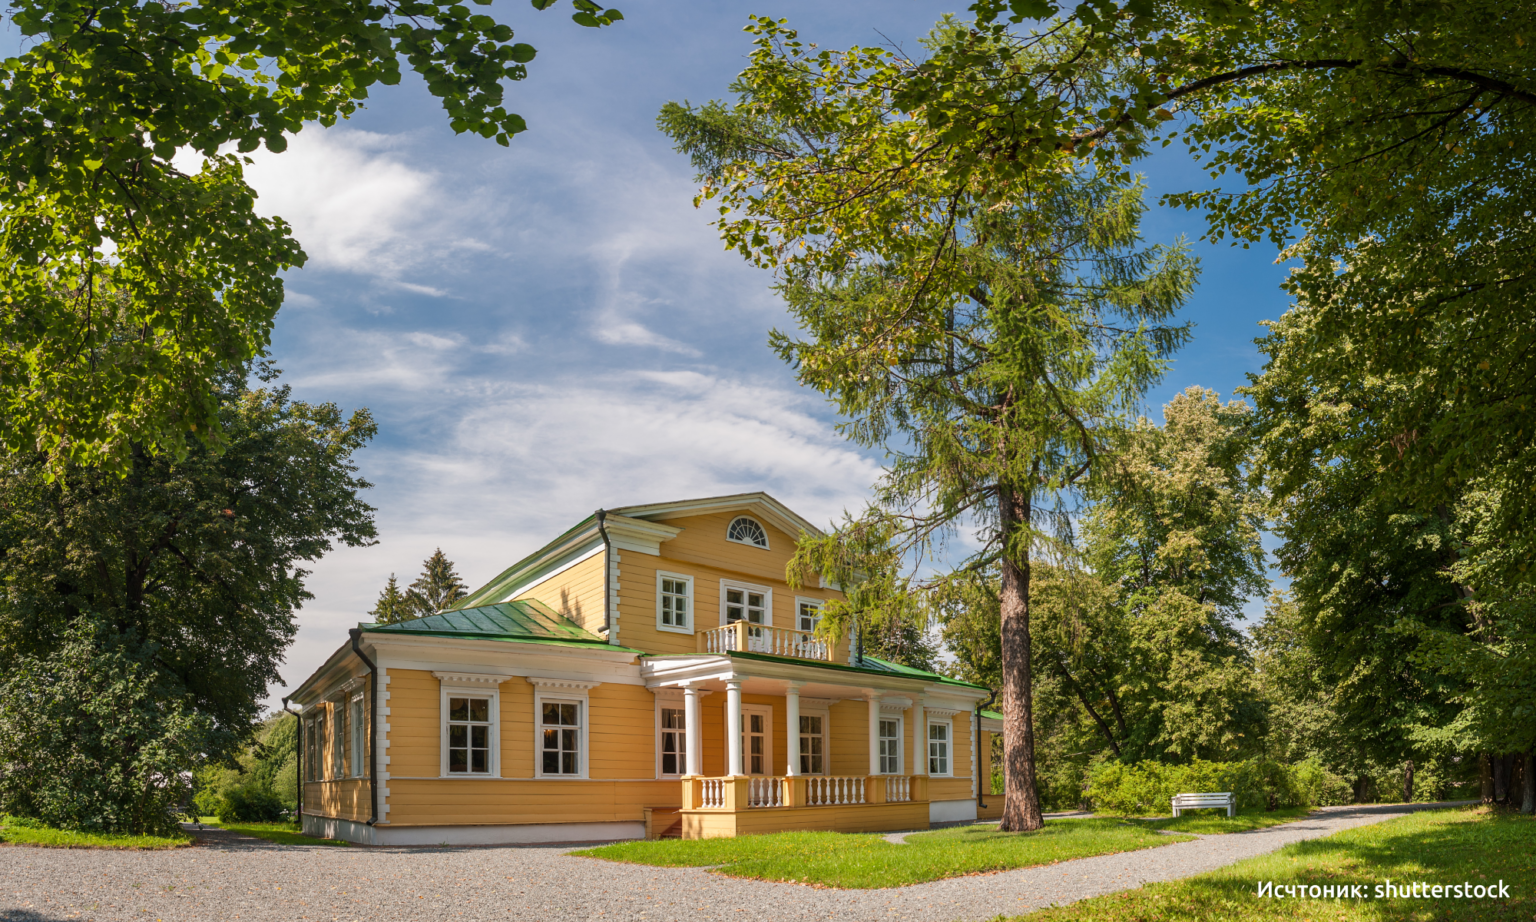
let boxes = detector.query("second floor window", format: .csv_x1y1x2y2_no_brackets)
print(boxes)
723,584,767,625
797,600,822,633
658,573,691,632
727,516,769,548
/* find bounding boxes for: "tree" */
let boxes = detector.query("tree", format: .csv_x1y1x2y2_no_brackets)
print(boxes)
371,574,414,625
0,365,376,765
406,549,468,616
661,23,1196,829
0,0,621,469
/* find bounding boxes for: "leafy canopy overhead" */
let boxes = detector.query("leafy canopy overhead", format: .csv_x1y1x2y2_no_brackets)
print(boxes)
0,0,620,471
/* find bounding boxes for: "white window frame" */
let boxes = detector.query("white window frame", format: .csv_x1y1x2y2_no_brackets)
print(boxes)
740,703,775,776
437,679,501,778
330,698,346,778
794,597,824,634
654,694,688,778
796,706,830,776
655,571,694,635
725,515,770,549
532,684,591,780
719,579,773,627
350,694,367,778
928,718,954,777
878,715,904,775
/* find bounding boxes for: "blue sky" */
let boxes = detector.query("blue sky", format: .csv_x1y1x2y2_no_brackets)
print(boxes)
180,2,1295,710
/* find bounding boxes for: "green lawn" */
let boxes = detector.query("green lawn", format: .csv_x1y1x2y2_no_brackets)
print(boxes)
196,818,351,847
1021,806,1532,922
0,815,192,849
574,818,1193,889
1131,807,1317,835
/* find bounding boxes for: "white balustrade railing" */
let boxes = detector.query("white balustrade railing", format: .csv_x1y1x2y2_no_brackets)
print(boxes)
748,776,785,808
885,775,912,803
698,623,831,662
805,775,866,806
701,778,726,809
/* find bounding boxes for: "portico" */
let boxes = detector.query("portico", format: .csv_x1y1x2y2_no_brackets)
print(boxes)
640,650,986,838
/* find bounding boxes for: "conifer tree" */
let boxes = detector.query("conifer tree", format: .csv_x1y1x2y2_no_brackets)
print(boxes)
406,550,468,617
369,575,413,626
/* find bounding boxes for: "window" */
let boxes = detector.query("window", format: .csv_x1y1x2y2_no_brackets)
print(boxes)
304,714,319,781
798,714,825,774
331,701,346,778
928,721,951,776
726,516,769,548
879,718,902,774
741,706,773,775
308,710,327,780
721,580,770,626
541,700,582,775
656,572,693,634
796,599,822,633
350,695,366,778
659,707,687,776
448,696,493,774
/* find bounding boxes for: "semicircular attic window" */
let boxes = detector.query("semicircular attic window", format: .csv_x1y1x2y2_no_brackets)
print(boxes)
727,516,769,549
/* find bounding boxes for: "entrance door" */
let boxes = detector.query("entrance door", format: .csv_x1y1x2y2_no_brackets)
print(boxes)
741,704,773,774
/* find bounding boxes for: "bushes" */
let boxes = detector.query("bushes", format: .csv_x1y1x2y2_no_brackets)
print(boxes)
1087,757,1334,815
214,783,288,823
190,713,298,822
0,620,210,836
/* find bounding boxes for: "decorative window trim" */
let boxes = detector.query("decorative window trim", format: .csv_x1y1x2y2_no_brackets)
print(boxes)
794,597,824,634
726,515,770,549
719,579,773,627
533,684,590,779
438,678,503,778
877,714,904,775
655,570,694,635
927,718,954,777
796,704,831,776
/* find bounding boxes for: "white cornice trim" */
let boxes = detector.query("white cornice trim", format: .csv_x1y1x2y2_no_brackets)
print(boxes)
924,706,965,719
526,677,602,691
433,671,512,686
880,696,914,713
613,492,822,542
602,514,683,556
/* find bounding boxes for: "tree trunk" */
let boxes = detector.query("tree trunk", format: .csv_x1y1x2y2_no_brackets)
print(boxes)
998,482,1043,832
1493,754,1511,805
1480,753,1494,803
1403,760,1414,803
1522,752,1534,816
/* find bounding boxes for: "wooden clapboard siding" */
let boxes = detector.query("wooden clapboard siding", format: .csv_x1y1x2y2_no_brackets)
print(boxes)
829,699,869,776
588,683,655,779
303,779,369,821
928,714,974,801
501,676,535,778
513,551,606,634
385,779,679,826
385,669,440,778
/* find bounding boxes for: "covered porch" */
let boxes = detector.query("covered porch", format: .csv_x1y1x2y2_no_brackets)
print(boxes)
641,647,985,839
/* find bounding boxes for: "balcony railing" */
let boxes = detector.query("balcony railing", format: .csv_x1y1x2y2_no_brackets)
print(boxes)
697,621,831,662
683,774,927,811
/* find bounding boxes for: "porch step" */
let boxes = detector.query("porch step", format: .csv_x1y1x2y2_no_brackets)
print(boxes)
648,807,683,840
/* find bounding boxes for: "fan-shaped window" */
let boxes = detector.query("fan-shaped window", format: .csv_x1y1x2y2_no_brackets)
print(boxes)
727,516,769,549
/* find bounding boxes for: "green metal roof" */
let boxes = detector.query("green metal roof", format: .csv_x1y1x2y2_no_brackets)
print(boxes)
981,709,1003,721
361,600,612,645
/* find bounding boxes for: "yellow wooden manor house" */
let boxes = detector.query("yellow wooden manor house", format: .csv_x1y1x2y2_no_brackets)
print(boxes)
289,493,1003,845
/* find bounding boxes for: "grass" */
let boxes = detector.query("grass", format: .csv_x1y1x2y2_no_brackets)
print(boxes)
573,818,1194,889
1130,806,1317,835
195,817,351,847
0,815,193,849
1019,806,1532,921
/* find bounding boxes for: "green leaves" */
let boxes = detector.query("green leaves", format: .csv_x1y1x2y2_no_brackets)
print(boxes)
0,0,621,468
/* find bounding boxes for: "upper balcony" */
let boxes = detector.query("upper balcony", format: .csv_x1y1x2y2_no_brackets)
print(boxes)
697,622,833,663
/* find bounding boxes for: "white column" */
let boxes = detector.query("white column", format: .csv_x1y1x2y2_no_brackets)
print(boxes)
912,698,926,776
785,683,801,777
683,684,702,777
726,679,743,777
868,692,884,775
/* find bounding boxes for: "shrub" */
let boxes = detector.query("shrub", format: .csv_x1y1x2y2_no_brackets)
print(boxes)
0,620,211,836
1087,757,1325,815
214,783,288,823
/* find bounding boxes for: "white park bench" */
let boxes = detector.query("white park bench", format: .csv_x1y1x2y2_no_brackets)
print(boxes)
1171,792,1236,817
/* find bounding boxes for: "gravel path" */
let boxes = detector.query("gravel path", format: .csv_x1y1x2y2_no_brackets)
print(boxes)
0,802,1466,922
